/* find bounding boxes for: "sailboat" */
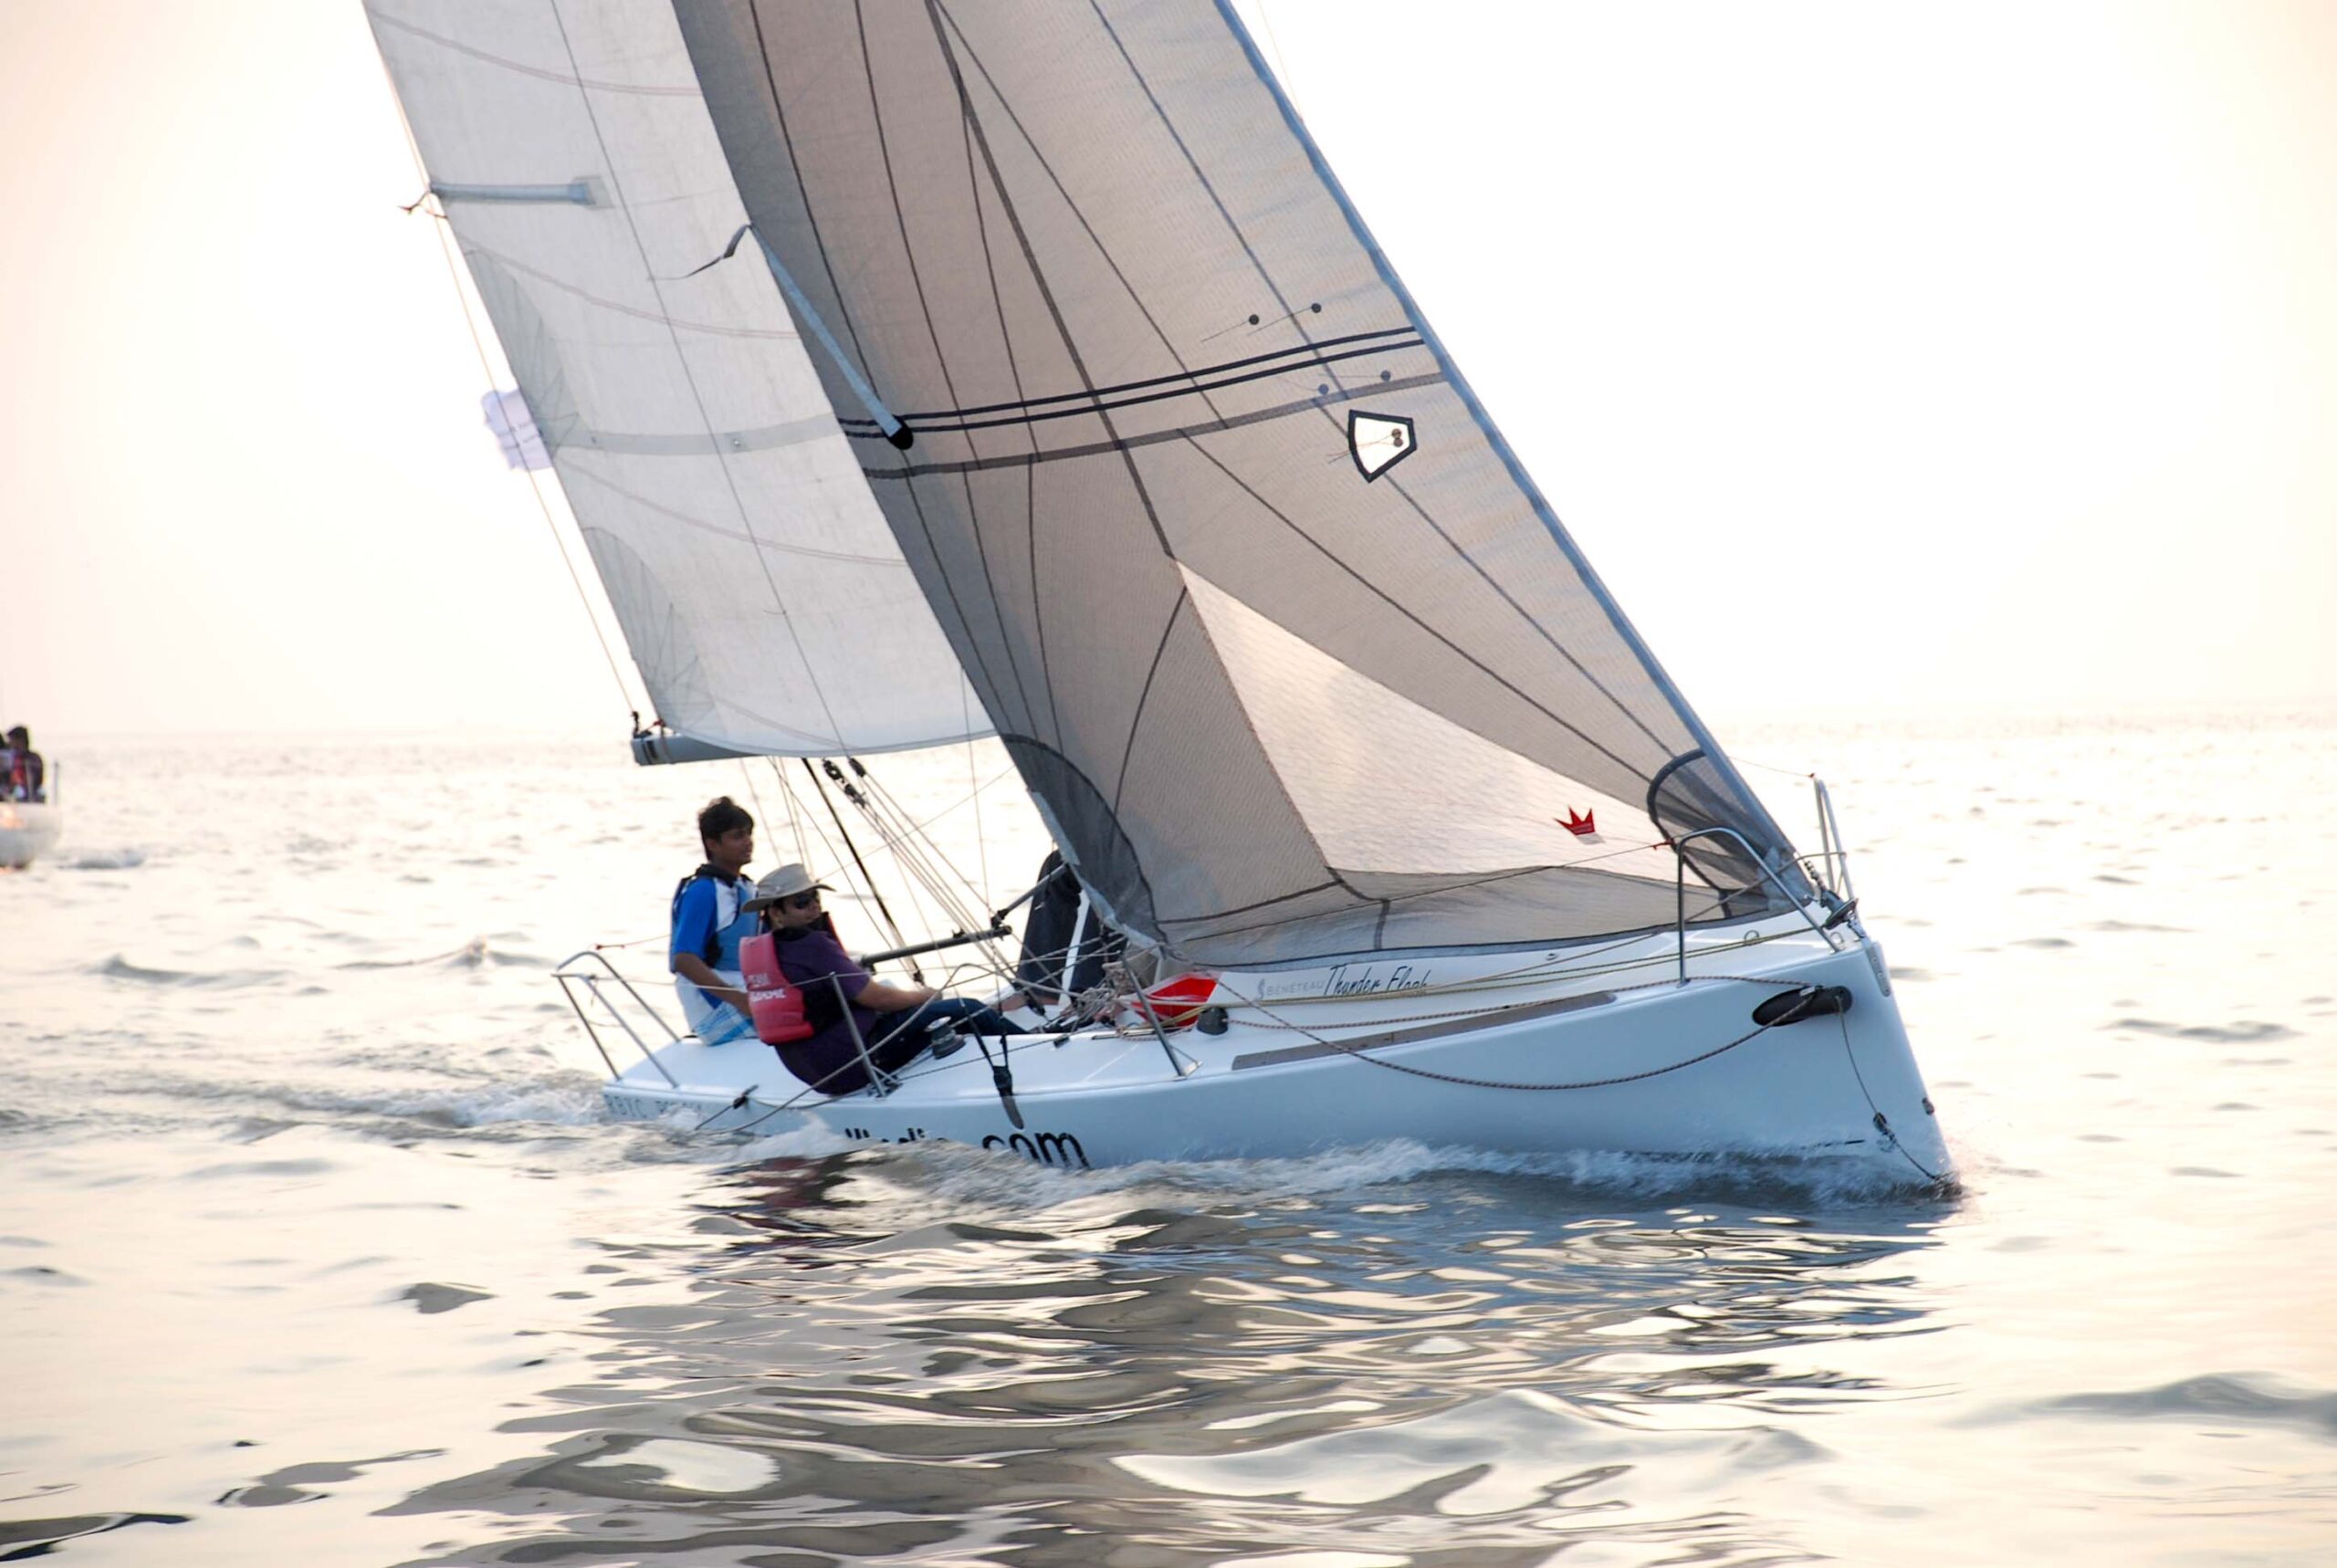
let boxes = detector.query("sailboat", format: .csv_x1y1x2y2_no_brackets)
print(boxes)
369,1,1949,1182
0,741,58,870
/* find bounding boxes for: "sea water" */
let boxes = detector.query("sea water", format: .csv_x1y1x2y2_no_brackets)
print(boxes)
2,715,2332,1565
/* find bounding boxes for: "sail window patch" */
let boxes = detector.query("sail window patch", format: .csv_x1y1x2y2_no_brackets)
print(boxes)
1347,411,1418,482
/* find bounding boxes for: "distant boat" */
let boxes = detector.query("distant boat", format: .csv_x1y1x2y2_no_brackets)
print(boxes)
0,798,60,870
371,1,1949,1182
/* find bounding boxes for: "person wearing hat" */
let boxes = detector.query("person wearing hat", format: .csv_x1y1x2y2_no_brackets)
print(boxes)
747,863,1024,1094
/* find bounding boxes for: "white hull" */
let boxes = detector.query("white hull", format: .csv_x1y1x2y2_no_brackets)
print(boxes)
596,916,1949,1183
0,802,60,869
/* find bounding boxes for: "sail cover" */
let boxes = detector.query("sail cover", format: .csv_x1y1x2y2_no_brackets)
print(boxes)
664,0,1810,966
368,0,987,757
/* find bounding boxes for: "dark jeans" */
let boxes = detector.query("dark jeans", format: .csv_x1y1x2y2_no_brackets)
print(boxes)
781,997,1027,1096
866,997,1025,1069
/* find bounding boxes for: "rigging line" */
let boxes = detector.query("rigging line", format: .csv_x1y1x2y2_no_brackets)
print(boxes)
834,327,1420,426
844,763,987,920
964,686,990,904
804,758,922,978
849,785,997,967
1174,434,1651,783
1210,972,1804,1092
546,3,853,757
371,40,637,722
1730,753,1823,779
1832,1009,1944,1186
1086,1,1351,399
1252,0,1304,121
781,767,936,966
880,759,1019,841
831,768,967,931
929,0,1235,433
766,759,810,867
771,758,844,883
735,760,782,867
857,773,1015,976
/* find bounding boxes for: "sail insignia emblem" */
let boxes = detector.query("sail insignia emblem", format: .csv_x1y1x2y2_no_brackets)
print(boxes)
1347,411,1418,482
1560,809,1598,839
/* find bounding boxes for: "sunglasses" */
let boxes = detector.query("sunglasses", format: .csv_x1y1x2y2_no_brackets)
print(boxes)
784,892,823,910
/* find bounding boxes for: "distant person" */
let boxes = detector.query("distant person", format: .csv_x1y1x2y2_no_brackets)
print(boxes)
669,796,760,1045
746,863,1024,1095
3,727,41,803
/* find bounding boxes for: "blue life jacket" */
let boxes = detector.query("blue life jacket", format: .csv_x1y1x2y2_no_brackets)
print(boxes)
672,864,759,971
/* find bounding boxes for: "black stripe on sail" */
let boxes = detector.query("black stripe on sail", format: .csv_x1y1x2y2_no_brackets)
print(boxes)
861,371,1447,481
836,325,1422,429
838,336,1429,441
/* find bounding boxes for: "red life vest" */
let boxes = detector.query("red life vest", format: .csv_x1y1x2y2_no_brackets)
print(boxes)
739,931,814,1045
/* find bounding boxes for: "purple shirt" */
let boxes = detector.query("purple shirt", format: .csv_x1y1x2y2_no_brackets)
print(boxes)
770,927,883,1091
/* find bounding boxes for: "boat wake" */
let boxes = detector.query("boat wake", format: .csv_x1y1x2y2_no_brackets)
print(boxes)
94,954,288,989
60,848,145,871
725,1130,1957,1210
332,936,547,971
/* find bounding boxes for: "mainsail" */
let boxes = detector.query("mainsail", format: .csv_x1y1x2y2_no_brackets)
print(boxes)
666,0,1806,964
368,0,986,758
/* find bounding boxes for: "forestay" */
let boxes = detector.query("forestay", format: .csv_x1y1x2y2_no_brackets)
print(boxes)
665,0,1808,965
368,0,986,758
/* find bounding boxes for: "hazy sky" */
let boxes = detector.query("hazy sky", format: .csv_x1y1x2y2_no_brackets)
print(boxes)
3,1,2332,740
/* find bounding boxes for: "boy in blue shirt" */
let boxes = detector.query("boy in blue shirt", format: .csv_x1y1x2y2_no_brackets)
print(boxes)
670,796,760,1044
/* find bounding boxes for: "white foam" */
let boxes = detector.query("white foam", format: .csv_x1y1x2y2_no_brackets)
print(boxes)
334,1079,611,1129
847,1134,1942,1214
62,848,146,871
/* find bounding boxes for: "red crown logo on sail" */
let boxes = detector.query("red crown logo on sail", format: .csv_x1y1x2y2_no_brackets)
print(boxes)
1561,808,1597,838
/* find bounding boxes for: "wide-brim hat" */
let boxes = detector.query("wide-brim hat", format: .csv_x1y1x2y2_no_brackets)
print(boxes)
743,862,832,910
